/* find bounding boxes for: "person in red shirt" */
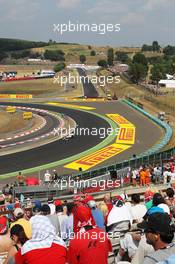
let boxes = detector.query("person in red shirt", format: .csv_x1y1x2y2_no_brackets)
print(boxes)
67,205,112,264
16,215,67,264
103,194,113,213
72,202,96,233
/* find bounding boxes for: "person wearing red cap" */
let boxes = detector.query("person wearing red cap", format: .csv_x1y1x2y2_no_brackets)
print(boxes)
67,205,112,264
72,204,96,233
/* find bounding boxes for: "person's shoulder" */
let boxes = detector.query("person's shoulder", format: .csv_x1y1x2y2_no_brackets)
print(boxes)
144,245,175,263
144,251,161,264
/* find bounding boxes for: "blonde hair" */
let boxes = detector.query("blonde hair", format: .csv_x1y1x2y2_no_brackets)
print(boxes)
97,202,108,217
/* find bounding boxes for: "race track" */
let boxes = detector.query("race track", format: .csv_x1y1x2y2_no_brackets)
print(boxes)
0,101,163,176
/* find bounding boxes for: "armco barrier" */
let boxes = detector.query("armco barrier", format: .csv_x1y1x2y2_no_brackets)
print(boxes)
122,99,173,156
70,100,174,181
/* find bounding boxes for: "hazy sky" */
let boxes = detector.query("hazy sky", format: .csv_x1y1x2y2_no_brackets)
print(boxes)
0,0,174,46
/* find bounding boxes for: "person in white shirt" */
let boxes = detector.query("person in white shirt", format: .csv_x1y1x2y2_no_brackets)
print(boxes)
153,166,162,184
132,170,138,186
44,170,51,185
153,193,170,215
163,170,172,184
130,194,147,223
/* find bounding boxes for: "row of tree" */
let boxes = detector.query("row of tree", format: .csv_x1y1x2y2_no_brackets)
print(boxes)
129,53,175,84
0,38,48,52
141,41,160,52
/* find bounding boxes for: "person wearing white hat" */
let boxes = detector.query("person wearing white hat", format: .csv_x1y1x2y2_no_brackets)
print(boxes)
10,208,32,239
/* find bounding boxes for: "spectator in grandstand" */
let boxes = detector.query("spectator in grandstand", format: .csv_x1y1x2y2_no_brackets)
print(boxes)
34,200,41,210
52,170,59,182
16,172,26,186
145,167,151,186
153,166,162,184
152,193,170,214
25,198,32,209
5,224,28,264
25,208,33,221
41,204,60,236
48,195,56,215
72,203,96,233
10,208,32,239
56,203,68,235
163,168,172,184
0,190,5,206
44,170,51,185
61,203,74,243
2,184,10,196
132,169,139,186
87,199,105,230
107,195,132,233
144,188,156,210
121,193,132,210
67,205,112,264
0,216,12,253
130,194,147,223
98,202,108,219
139,213,175,264
17,215,67,264
103,194,113,213
140,167,147,186
165,188,175,217
32,206,41,216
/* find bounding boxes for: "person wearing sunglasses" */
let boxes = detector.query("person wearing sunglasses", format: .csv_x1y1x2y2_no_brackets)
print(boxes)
137,212,175,264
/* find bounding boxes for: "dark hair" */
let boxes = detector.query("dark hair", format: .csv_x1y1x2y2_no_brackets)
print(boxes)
56,205,63,213
48,195,54,204
41,204,51,215
10,224,28,245
166,188,175,198
160,232,174,244
153,193,165,206
33,206,41,214
131,194,140,204
66,203,74,216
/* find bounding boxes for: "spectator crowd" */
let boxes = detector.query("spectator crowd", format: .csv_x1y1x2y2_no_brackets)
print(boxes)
1,182,175,264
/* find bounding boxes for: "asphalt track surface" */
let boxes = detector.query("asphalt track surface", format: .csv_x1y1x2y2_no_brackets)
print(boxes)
77,68,99,98
0,102,110,174
64,101,163,171
0,110,60,146
0,101,163,177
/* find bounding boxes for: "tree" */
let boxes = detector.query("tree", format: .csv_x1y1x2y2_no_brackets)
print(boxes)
163,61,175,75
107,48,114,66
97,59,108,68
90,50,96,56
141,44,153,52
79,54,86,63
21,50,31,57
129,63,148,84
115,51,129,63
54,62,66,72
163,45,175,56
0,51,8,61
133,53,148,67
152,41,160,52
44,50,65,61
150,64,164,84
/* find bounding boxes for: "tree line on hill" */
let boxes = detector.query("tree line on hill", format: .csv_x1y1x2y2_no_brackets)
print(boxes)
0,38,48,52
